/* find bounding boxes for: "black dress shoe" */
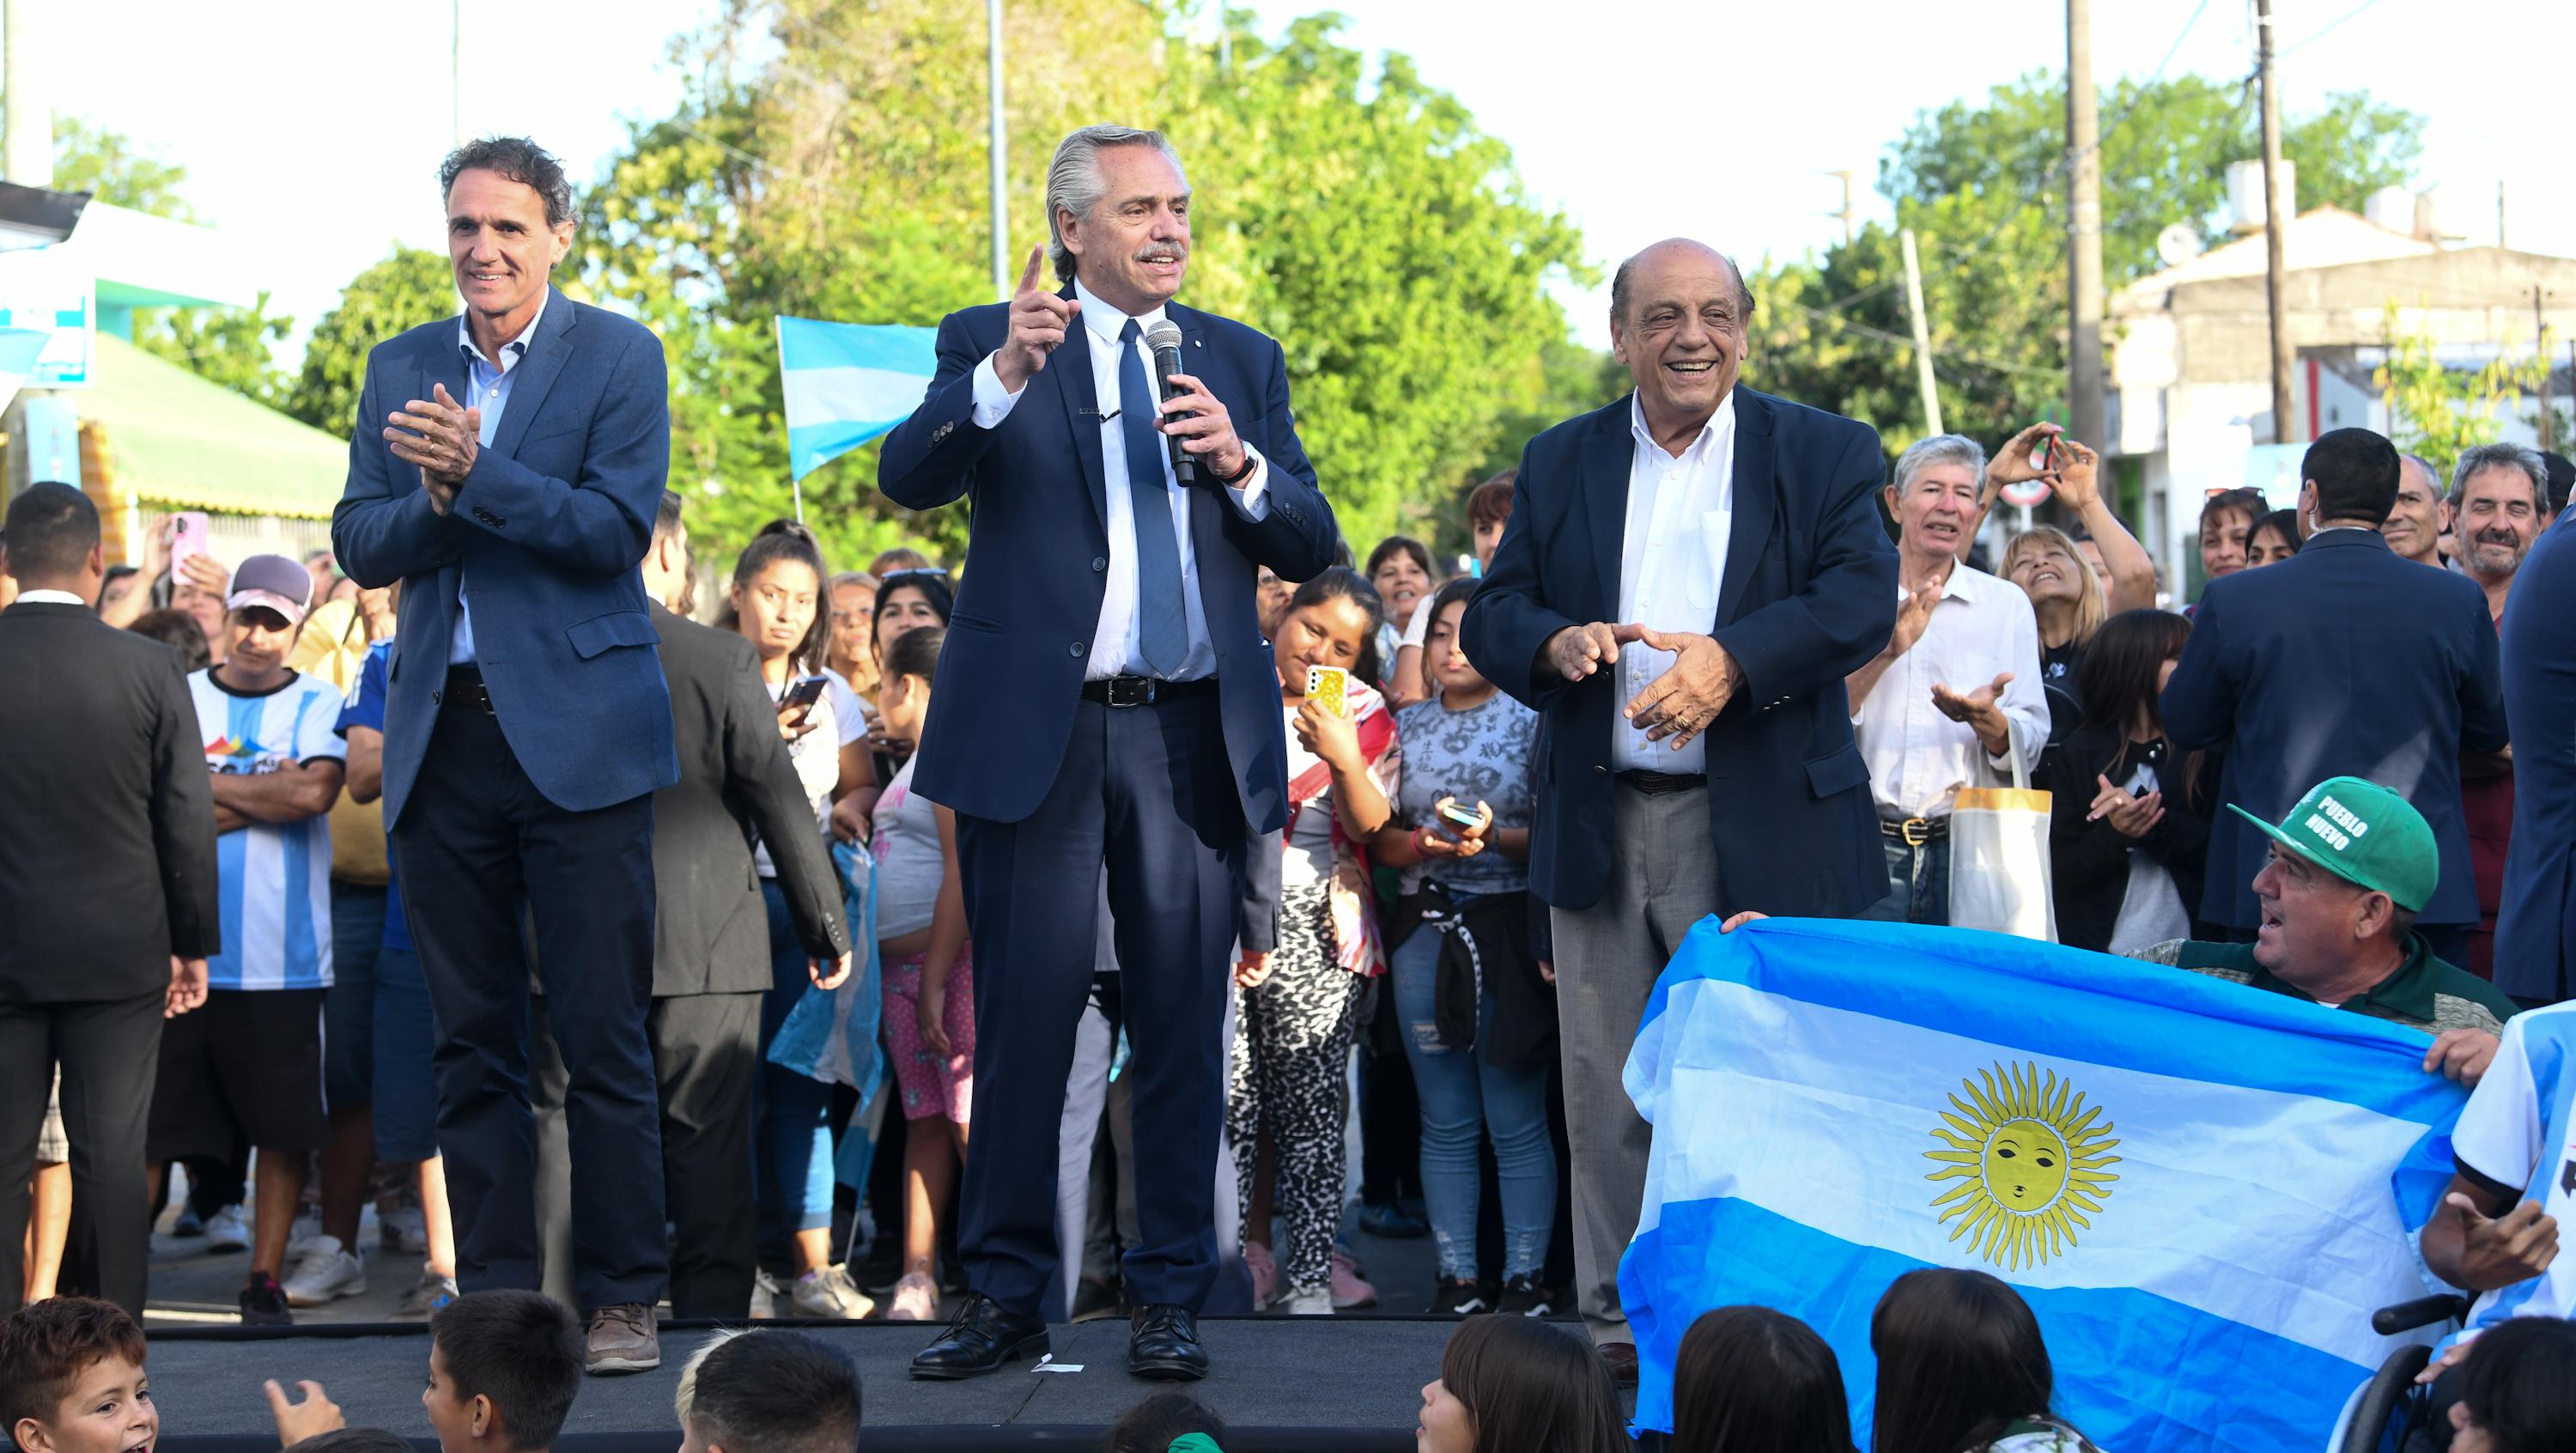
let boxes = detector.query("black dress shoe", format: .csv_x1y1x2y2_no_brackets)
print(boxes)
910,1293,1049,1380
1129,1303,1210,1381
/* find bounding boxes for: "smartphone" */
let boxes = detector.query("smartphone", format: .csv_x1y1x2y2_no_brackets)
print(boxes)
1305,665,1350,718
2031,434,2056,474
1438,800,1485,831
167,511,212,581
779,676,829,714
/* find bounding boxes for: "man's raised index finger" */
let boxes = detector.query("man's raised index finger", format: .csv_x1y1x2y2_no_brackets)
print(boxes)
1019,244,1046,294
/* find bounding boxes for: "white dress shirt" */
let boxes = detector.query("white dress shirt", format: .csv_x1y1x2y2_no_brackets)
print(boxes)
447,293,548,666
15,589,87,606
1851,562,2050,820
1611,392,1736,775
969,279,1269,682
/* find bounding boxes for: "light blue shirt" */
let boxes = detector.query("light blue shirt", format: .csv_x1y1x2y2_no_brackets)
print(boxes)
447,295,548,666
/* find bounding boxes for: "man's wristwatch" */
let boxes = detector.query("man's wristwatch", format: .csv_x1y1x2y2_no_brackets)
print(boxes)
1214,449,1260,487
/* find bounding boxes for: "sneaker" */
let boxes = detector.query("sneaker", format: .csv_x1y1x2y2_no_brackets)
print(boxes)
886,1271,940,1322
1242,1242,1280,1310
1357,1201,1430,1239
1430,1278,1495,1316
239,1271,294,1327
1070,1275,1125,1322
204,1205,252,1253
173,1205,206,1237
791,1265,877,1320
586,1303,660,1376
282,1235,368,1307
284,1211,327,1262
1498,1274,1552,1316
750,1268,782,1320
380,1206,428,1255
1281,1284,1334,1316
392,1268,458,1320
1330,1248,1377,1310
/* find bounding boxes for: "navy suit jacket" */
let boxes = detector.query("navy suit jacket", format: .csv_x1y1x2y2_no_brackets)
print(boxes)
1461,389,1899,915
2162,528,2506,929
876,293,1338,830
2497,512,2576,1000
332,287,679,824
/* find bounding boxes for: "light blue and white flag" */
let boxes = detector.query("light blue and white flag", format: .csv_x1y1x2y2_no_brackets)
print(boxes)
1621,917,2468,1453
775,316,939,482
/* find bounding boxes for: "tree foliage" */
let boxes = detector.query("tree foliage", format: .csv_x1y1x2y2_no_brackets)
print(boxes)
580,1,1590,573
2374,301,2558,474
278,246,458,434
1748,73,2425,462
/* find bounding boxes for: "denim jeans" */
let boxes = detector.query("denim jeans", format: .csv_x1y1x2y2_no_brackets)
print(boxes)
756,878,835,1264
1389,896,1556,1282
325,882,387,1110
371,944,440,1163
1862,831,1953,926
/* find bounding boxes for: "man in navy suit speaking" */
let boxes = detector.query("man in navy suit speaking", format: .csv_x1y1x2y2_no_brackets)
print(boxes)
332,137,678,1375
879,124,1337,1382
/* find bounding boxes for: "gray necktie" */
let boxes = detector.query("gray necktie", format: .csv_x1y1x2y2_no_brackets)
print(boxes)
1117,319,1189,677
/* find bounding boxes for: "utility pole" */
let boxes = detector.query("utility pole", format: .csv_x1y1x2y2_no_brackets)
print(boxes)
1900,228,1942,437
2255,0,2296,444
2540,285,2555,453
3,0,51,186
2497,180,2508,250
2065,0,2105,452
1822,168,1856,246
987,0,1009,302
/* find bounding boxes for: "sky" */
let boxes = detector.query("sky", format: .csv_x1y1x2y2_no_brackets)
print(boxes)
33,0,2576,368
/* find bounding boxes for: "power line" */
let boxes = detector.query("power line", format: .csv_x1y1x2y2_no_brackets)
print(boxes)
2276,0,2387,58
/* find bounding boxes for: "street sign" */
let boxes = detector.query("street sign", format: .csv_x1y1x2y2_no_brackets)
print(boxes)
0,245,94,388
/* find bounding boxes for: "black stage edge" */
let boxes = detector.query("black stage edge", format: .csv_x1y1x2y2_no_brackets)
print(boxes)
143,1318,1449,1453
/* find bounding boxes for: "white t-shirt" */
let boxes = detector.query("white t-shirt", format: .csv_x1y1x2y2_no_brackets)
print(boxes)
754,675,866,878
1281,717,1338,890
2451,1003,2576,1334
189,667,345,992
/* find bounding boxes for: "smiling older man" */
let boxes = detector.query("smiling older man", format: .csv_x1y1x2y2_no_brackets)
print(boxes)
1463,238,1897,1382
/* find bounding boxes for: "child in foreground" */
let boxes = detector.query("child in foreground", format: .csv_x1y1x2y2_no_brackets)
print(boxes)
675,1327,864,1453
261,1290,586,1453
2,1298,157,1453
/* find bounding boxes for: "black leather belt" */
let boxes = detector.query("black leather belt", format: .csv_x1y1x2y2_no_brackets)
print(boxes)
1616,769,1707,796
1079,675,1219,708
1882,816,1949,846
443,667,495,714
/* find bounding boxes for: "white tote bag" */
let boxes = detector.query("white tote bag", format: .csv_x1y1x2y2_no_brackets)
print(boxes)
1947,742,2057,941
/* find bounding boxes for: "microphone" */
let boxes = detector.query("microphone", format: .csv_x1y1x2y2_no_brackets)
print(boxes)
1143,319,1196,485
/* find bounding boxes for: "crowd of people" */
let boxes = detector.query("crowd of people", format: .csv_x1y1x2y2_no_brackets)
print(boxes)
9,121,2576,1453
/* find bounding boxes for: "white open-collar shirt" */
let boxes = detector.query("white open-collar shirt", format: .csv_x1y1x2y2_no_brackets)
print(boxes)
1850,560,2049,821
969,277,1270,683
1612,392,1736,775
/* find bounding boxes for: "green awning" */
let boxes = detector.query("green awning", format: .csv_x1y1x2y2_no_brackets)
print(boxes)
82,333,347,520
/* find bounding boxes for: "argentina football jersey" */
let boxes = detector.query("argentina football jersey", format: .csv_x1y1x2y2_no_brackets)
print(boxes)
190,667,345,991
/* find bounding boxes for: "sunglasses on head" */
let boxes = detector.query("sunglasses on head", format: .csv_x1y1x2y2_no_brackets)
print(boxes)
881,567,950,581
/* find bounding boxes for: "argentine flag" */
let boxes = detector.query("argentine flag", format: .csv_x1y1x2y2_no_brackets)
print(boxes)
775,317,940,481
1622,918,2468,1453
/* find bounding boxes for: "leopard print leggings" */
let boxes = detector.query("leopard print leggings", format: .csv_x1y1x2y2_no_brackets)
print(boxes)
1227,879,1365,1303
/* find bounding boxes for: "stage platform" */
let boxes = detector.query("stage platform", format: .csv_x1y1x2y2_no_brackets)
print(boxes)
146,1317,1470,1453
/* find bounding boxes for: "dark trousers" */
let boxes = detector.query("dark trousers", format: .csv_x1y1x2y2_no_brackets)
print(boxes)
955,692,1245,1316
533,992,763,1320
0,992,164,1315
389,700,665,1312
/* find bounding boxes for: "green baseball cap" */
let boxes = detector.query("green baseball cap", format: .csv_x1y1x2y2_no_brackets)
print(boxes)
2227,776,2439,913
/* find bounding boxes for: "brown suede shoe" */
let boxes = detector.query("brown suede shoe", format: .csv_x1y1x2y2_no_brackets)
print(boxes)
586,1303,660,1375
1598,1340,1638,1389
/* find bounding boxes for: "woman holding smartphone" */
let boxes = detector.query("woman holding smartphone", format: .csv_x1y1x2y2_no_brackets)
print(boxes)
1372,577,1552,1316
867,625,975,1322
719,519,875,1319
1234,567,1401,1314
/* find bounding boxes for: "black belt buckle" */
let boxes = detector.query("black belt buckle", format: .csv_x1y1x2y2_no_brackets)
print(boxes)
444,671,495,715
1103,675,1160,708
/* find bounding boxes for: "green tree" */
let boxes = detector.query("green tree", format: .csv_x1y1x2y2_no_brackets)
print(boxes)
1749,74,2424,462
280,246,458,433
581,2,1587,572
48,117,194,219
2374,301,2554,474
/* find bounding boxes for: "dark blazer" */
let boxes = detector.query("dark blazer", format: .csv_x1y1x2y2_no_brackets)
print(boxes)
332,287,678,824
0,601,219,1000
648,605,850,994
1461,389,1899,915
2162,527,2506,929
2497,512,2576,1002
2040,725,2210,953
876,293,1338,831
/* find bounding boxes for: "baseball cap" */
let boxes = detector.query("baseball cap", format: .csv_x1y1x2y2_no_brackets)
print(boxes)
225,553,313,627
2227,776,2439,913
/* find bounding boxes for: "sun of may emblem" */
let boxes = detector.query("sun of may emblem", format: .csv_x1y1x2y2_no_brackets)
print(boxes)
1925,1061,2122,1271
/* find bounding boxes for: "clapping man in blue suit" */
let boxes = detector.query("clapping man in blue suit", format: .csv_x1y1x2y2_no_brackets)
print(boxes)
878,124,1337,1382
332,137,678,1376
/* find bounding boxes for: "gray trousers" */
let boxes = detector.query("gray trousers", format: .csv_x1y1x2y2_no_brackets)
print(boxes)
1549,782,1718,1345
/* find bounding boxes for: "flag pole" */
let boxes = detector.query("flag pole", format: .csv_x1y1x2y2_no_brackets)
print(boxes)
776,315,804,523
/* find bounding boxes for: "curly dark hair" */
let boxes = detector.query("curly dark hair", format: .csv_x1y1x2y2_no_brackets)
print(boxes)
440,137,574,228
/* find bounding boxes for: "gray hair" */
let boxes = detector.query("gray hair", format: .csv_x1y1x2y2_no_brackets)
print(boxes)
2449,442,2549,511
1045,125,1187,286
1892,434,1989,494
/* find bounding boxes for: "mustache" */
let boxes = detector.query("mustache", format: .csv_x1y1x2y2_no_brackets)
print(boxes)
1134,241,1187,263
